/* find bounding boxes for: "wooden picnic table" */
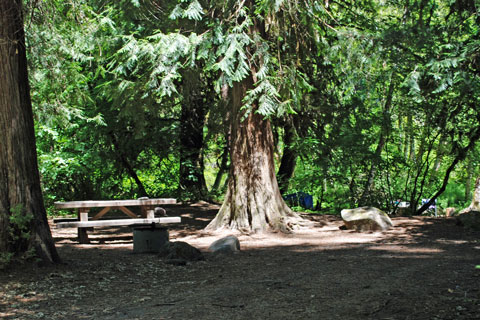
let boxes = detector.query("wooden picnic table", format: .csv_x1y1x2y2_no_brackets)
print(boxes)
54,198,180,244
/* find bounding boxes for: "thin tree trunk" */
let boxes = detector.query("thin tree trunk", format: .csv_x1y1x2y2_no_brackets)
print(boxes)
402,117,409,160
277,116,297,195
359,77,394,205
408,114,415,161
211,84,231,193
109,133,148,197
178,69,208,201
212,143,229,192
417,126,480,215
0,0,60,264
433,136,446,170
465,158,473,202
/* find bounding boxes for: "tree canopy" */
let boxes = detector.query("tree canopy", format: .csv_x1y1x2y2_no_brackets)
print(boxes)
18,0,480,225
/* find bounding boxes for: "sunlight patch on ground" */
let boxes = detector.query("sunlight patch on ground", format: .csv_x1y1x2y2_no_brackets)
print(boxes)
367,244,444,256
368,245,444,253
435,239,470,245
376,254,437,259
176,227,392,252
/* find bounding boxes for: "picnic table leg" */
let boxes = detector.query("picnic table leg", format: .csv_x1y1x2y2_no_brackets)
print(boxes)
78,209,90,244
141,205,155,219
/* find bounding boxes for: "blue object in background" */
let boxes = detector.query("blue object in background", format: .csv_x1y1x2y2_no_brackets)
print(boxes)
421,198,437,217
283,192,314,210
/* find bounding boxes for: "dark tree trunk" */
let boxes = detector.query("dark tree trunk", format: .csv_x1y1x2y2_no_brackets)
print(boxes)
417,125,480,215
465,159,473,202
0,0,60,264
277,117,297,195
211,88,231,193
178,69,208,200
407,114,415,161
211,143,229,192
206,76,301,233
359,77,394,205
109,133,148,197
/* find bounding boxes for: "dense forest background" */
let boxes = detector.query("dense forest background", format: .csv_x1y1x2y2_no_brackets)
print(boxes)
25,0,480,216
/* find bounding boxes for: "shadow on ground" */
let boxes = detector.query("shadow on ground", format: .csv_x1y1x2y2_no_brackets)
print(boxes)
1,203,479,320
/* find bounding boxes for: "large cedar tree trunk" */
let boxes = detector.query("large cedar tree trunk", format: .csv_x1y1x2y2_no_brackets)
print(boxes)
0,0,60,263
206,76,301,233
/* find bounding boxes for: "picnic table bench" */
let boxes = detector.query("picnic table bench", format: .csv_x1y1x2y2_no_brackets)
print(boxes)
54,198,180,244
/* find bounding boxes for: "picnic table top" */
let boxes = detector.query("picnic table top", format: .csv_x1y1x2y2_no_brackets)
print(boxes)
56,216,181,228
54,198,177,209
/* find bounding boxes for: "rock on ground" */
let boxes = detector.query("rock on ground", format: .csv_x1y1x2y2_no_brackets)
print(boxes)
208,235,241,254
158,241,205,262
341,206,393,232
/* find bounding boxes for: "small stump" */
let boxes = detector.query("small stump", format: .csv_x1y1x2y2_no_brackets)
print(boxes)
133,225,169,253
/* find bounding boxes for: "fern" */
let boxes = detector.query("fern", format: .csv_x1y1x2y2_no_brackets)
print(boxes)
169,5,182,20
184,0,203,20
213,31,253,85
169,0,204,21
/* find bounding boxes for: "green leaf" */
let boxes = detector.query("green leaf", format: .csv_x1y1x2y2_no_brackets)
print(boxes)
184,0,203,21
169,5,183,20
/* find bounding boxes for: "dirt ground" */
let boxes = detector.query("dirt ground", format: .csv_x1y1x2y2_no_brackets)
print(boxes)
1,202,480,320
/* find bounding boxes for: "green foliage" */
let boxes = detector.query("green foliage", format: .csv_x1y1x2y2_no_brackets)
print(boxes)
277,0,480,214
0,205,36,269
26,0,480,217
438,182,468,209
8,205,33,242
25,0,188,212
169,0,204,21
0,252,14,270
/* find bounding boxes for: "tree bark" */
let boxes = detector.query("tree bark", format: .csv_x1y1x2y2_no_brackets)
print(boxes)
0,0,60,264
407,114,415,161
277,116,298,195
206,76,301,233
178,69,208,200
465,158,473,202
211,83,231,193
211,143,229,192
206,0,304,232
109,133,148,197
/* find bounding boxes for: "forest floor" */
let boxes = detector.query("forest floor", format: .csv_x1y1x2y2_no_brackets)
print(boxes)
1,201,480,320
